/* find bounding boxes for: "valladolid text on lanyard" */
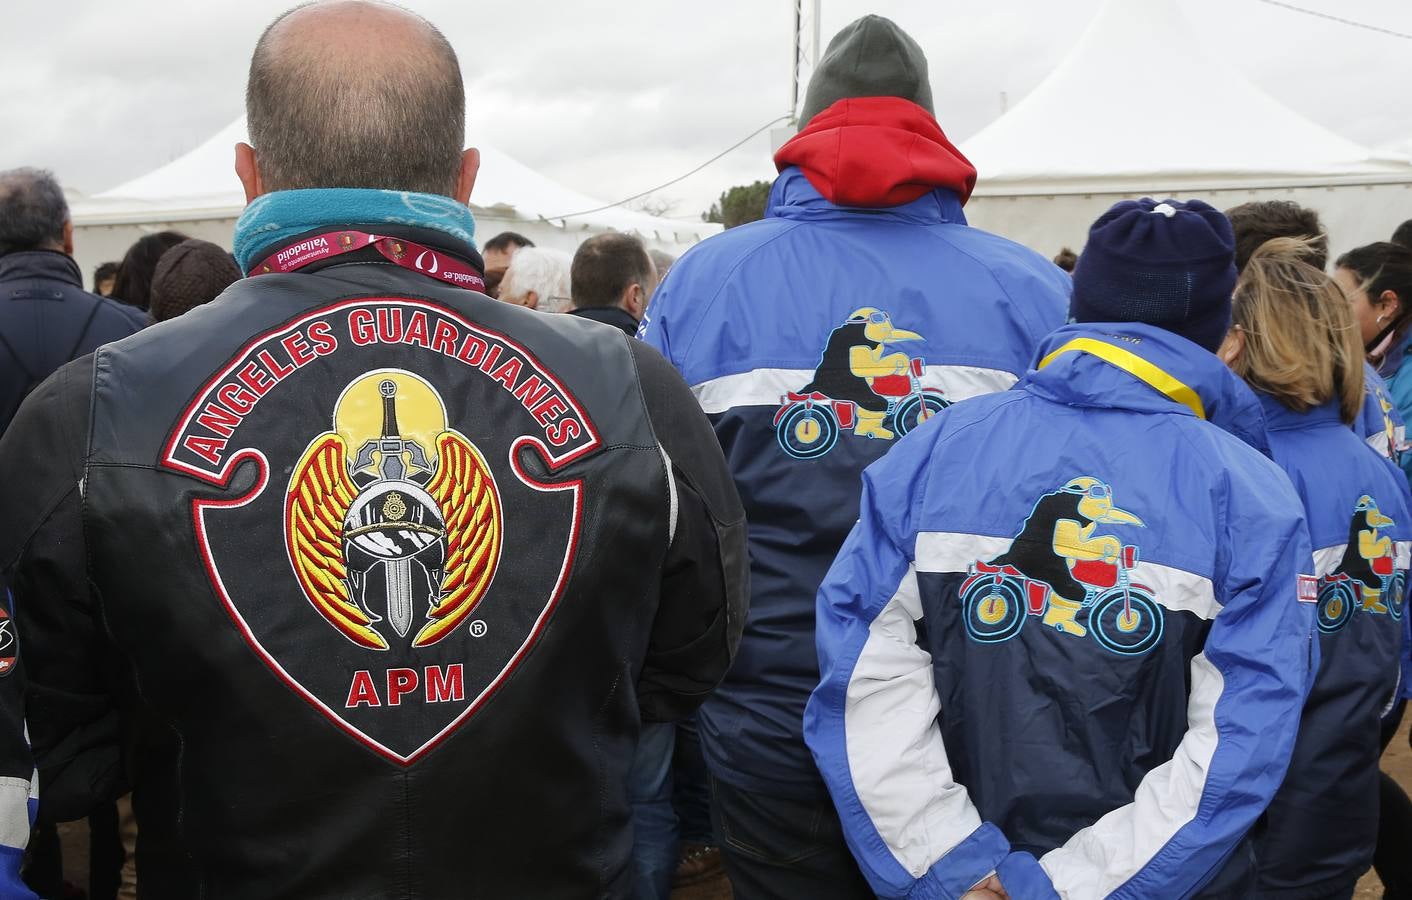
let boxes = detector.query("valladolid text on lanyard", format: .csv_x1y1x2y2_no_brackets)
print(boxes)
250,231,486,292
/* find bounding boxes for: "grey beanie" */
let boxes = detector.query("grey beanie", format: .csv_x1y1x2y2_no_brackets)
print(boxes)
798,15,934,125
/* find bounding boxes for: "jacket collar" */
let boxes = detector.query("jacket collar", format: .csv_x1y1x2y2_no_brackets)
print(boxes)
232,188,479,274
1021,322,1271,454
0,250,84,287
767,167,967,227
1375,324,1412,381
567,305,639,336
1256,391,1343,432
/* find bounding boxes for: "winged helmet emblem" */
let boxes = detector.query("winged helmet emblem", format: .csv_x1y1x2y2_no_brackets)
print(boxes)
285,371,502,650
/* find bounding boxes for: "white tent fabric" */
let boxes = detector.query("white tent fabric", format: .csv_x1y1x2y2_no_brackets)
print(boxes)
962,0,1409,191
67,117,720,277
957,0,1412,260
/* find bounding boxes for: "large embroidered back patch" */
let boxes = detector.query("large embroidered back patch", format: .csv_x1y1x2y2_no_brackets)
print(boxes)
162,298,599,763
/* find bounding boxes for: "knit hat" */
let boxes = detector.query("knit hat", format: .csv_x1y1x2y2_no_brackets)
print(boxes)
799,15,934,126
1070,198,1237,352
150,239,242,322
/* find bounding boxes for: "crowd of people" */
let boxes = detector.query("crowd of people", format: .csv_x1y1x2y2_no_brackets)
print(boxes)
3,2,1412,899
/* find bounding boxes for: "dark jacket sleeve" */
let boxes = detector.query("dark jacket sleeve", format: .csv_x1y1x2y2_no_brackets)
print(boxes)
628,339,748,722
0,356,125,823
0,572,37,898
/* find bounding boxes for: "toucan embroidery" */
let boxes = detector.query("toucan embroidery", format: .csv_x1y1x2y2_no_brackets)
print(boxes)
960,477,1164,656
1317,495,1405,634
774,308,948,459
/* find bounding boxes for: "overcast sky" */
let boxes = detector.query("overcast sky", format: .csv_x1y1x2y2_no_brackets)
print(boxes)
4,0,1412,221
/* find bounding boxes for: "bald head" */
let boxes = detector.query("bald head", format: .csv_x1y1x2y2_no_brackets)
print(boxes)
245,1,466,195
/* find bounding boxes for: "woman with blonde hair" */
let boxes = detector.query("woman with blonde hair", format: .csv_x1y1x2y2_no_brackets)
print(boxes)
1221,238,1412,900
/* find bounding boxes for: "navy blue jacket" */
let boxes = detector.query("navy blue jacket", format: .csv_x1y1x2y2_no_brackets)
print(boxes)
806,323,1315,899
1253,392,1411,898
0,251,146,434
639,166,1069,798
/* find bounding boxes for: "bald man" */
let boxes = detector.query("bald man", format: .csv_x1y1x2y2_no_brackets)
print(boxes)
0,4,746,897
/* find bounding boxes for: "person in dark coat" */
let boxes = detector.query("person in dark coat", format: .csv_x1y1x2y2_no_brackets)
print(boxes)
0,168,146,434
568,232,658,336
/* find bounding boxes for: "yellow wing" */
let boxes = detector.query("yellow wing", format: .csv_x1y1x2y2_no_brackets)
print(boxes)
286,434,388,650
415,431,502,648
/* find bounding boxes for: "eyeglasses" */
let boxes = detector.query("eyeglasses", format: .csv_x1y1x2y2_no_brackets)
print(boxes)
1062,482,1111,500
849,311,891,325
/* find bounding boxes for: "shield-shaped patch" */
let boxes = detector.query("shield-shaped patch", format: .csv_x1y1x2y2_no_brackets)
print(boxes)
163,298,599,763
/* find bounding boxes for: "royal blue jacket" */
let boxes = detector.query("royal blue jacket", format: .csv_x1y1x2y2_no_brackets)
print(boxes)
638,166,1070,797
805,323,1315,899
1374,330,1412,486
1253,392,1411,898
1358,363,1406,465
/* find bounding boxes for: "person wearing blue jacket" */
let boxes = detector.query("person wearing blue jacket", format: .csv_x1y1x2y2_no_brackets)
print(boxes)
806,199,1316,899
637,16,1070,898
1219,239,1412,900
1222,199,1407,465
1338,242,1412,485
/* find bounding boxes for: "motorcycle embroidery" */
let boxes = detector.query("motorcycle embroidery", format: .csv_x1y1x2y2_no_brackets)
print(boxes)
286,370,502,650
1317,495,1405,634
774,308,947,460
960,477,1164,656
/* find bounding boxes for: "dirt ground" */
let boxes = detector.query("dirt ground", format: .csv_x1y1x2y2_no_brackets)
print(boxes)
50,720,1412,898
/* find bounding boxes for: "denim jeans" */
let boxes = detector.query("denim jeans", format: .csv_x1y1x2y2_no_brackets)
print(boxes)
708,774,872,900
672,715,713,845
630,722,679,900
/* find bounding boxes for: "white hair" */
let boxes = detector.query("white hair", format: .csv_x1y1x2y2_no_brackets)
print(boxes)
498,246,573,312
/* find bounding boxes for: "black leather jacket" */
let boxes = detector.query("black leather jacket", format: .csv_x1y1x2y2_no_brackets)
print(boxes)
0,228,747,899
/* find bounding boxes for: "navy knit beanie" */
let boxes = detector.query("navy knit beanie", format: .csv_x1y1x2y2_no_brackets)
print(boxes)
1070,198,1236,352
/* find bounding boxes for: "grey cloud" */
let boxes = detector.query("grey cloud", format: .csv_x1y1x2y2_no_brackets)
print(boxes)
3,0,1411,220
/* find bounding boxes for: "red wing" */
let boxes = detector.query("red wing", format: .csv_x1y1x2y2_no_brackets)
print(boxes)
414,431,502,648
286,434,387,650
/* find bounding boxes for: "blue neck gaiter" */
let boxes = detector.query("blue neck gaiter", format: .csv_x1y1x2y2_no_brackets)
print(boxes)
232,188,478,274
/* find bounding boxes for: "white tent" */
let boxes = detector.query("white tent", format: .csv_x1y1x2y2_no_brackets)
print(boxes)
959,0,1412,262
68,117,721,277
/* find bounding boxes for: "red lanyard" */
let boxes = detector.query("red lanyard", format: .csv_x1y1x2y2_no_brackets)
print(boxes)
250,230,486,292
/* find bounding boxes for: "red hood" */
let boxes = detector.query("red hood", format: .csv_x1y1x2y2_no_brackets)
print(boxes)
774,97,977,208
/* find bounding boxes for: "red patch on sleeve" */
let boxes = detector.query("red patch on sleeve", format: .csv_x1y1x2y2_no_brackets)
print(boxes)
1297,574,1319,604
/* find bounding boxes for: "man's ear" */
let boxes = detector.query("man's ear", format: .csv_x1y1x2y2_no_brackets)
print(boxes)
524,290,539,310
455,148,481,205
235,142,264,203
62,220,74,256
624,284,646,319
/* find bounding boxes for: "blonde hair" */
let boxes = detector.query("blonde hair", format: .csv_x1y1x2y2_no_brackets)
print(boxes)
1230,237,1364,424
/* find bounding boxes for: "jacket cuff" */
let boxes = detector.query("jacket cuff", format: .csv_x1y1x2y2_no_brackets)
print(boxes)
997,851,1059,900
906,822,1009,900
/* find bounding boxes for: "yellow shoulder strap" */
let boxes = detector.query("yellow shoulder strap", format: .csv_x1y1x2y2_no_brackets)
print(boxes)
1038,337,1206,420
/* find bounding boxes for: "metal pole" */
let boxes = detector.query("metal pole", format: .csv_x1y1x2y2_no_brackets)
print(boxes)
811,0,822,67
790,0,802,123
